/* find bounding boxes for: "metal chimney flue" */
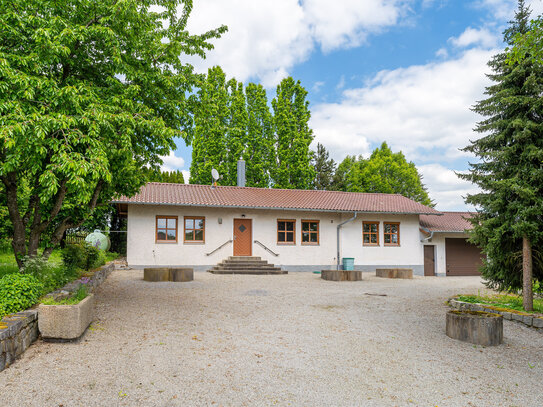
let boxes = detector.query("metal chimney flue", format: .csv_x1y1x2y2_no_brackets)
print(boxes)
237,160,246,187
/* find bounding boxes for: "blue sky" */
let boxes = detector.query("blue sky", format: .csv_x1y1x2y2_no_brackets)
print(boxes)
162,0,543,211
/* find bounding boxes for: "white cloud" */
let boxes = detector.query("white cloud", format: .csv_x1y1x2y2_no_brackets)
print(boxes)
186,0,410,87
160,151,185,172
181,170,191,184
310,47,495,163
477,0,543,20
312,81,325,93
449,27,498,49
419,164,479,211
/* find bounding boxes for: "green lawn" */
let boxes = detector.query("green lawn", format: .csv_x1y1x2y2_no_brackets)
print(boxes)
458,294,543,314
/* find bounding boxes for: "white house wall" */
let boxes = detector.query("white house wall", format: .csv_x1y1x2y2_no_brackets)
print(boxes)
126,204,426,274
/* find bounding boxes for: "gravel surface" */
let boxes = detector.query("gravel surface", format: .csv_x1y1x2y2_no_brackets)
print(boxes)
1,269,542,406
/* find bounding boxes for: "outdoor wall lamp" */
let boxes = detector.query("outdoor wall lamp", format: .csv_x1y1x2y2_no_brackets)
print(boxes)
218,217,223,224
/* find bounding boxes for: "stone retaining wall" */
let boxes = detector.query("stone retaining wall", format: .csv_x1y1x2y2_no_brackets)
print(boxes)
0,262,115,372
449,298,543,330
0,310,38,371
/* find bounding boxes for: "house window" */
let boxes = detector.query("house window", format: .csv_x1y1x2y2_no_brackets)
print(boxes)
363,222,379,246
277,220,295,244
301,220,319,244
156,216,178,243
184,216,205,242
384,222,400,246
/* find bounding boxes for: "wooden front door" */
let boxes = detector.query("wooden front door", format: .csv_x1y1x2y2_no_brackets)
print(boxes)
233,219,252,256
424,245,435,276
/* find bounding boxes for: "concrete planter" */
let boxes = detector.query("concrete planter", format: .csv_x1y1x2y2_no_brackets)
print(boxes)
446,310,503,346
38,294,95,340
321,270,362,281
376,268,413,279
144,267,194,282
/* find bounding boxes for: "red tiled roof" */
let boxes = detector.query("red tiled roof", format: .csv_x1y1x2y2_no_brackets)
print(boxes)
420,211,474,232
114,183,441,215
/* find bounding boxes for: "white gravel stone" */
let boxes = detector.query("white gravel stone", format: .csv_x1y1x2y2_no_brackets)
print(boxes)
0,270,542,406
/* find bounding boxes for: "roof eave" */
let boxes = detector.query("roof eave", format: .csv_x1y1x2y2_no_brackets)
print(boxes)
111,200,440,216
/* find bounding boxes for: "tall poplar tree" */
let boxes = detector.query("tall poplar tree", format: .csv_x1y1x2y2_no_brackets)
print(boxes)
189,66,229,184
224,78,248,185
459,0,543,310
272,77,315,189
245,83,275,187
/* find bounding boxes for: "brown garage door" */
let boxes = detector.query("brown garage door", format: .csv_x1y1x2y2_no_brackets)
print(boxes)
445,238,483,276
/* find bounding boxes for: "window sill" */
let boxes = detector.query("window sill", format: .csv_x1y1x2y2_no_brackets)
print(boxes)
277,243,296,246
384,244,400,247
363,244,380,247
183,241,205,245
155,241,178,244
301,243,320,246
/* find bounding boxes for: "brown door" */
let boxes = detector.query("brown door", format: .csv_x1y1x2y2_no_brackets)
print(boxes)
233,219,252,256
424,245,435,276
445,238,483,276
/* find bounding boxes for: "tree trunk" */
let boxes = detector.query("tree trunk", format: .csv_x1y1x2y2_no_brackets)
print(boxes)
522,235,533,312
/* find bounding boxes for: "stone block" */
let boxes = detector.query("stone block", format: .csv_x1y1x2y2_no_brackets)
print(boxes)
501,312,512,320
375,268,413,279
533,317,543,329
511,313,525,322
38,294,94,340
523,315,533,326
321,270,362,281
143,268,171,282
170,268,194,282
446,310,503,346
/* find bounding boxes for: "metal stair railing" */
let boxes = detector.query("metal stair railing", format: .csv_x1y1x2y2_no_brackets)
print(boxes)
254,240,279,257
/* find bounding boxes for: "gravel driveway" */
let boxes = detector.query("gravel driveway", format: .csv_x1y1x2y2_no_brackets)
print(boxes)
1,269,542,406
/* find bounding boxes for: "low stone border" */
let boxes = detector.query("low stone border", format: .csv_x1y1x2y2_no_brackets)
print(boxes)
449,298,543,330
45,262,115,300
0,261,115,372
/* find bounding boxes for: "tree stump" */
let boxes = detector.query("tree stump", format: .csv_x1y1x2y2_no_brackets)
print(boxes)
170,268,194,282
446,310,503,346
321,270,362,281
143,268,171,282
375,268,413,279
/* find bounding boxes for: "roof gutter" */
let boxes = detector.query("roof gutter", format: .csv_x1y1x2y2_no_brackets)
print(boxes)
337,212,358,270
420,226,434,242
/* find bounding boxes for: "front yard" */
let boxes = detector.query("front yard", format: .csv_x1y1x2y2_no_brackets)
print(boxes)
0,270,541,406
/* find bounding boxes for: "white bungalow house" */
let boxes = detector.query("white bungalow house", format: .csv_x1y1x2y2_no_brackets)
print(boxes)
114,182,483,276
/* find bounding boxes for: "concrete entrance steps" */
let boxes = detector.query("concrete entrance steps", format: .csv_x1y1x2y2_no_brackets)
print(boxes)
208,256,287,275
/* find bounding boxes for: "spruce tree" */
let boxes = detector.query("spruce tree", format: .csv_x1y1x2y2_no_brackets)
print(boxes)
245,83,275,187
311,143,336,190
272,77,315,189
459,0,543,310
189,66,229,184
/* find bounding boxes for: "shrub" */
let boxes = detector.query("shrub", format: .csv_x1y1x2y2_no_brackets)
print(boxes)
0,273,43,314
84,243,101,270
21,256,53,281
62,244,87,270
0,302,6,320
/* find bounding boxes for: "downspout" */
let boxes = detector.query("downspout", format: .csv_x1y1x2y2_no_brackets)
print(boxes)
420,226,434,242
337,212,358,270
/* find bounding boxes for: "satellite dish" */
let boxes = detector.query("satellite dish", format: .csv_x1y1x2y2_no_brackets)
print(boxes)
211,168,220,182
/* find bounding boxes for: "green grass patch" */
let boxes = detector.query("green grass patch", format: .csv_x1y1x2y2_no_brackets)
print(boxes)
457,294,543,314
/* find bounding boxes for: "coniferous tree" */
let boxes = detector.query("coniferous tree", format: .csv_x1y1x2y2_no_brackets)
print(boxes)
245,83,275,187
459,0,543,310
272,77,315,189
190,66,229,184
311,143,336,190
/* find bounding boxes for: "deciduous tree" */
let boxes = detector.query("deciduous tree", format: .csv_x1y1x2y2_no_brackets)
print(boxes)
0,0,226,266
272,77,315,189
